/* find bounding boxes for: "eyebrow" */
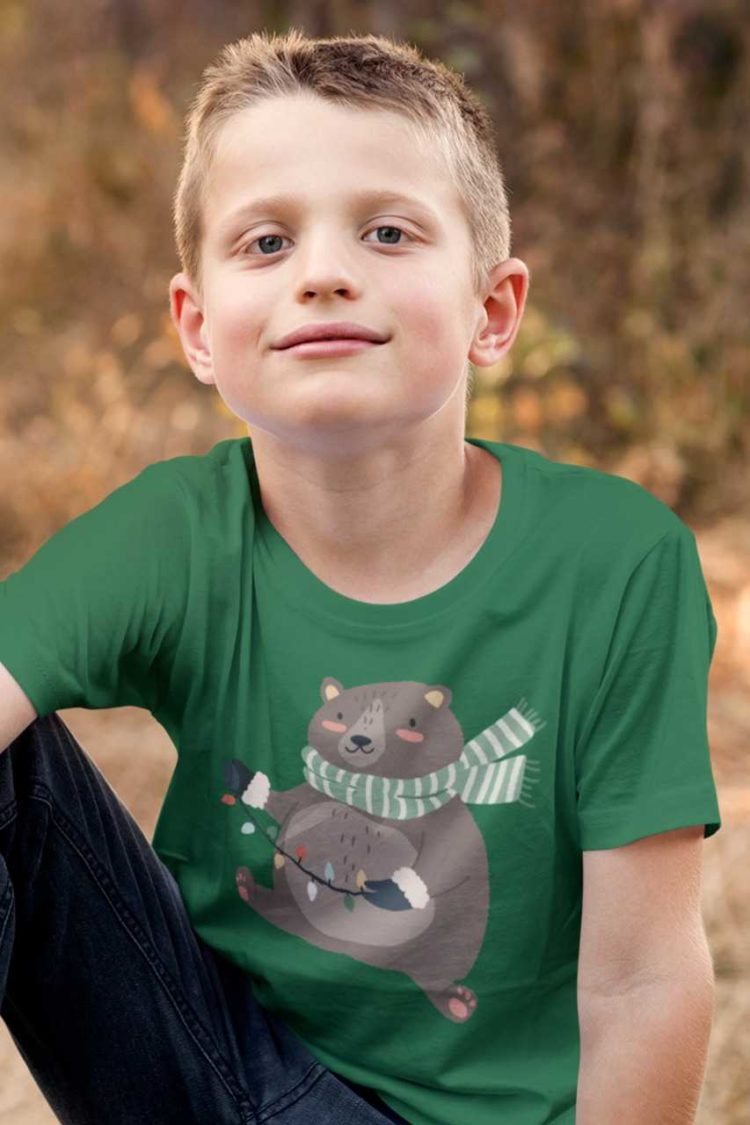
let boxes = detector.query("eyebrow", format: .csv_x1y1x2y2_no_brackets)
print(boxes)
216,188,441,241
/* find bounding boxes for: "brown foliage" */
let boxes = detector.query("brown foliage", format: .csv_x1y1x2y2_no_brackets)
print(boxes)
1,6,748,1118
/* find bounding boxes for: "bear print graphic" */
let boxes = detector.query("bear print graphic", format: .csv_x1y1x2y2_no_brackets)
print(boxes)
222,678,544,1023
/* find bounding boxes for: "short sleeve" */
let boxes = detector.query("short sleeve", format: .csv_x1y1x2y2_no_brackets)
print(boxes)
575,523,722,850
0,462,188,718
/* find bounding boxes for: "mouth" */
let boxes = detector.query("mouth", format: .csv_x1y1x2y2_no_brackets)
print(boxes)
278,338,386,357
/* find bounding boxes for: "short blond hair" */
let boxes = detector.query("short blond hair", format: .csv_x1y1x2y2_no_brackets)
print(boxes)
172,28,512,304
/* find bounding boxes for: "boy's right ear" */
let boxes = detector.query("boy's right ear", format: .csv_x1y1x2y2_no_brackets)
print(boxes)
168,272,216,387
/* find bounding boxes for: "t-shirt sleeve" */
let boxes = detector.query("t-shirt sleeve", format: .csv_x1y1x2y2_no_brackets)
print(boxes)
0,462,188,719
574,522,722,850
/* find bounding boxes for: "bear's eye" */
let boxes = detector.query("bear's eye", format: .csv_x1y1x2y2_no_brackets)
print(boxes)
409,718,417,727
336,712,343,720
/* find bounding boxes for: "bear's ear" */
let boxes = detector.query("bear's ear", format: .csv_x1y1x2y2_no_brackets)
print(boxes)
321,677,344,701
424,686,453,709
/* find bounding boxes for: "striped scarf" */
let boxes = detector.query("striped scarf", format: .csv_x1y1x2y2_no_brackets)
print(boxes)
301,697,544,820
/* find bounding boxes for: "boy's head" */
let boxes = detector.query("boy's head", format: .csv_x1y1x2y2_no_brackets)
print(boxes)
169,29,528,455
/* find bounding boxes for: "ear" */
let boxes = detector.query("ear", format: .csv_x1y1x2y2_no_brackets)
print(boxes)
168,272,216,386
468,258,530,369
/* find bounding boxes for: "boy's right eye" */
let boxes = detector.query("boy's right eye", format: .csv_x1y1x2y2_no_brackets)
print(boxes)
243,233,290,256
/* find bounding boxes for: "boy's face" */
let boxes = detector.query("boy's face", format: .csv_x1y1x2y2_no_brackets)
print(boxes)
170,93,527,457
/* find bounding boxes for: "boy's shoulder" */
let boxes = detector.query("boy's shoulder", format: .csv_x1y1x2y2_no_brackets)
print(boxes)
118,437,250,511
79,437,252,547
508,440,692,560
138,436,248,485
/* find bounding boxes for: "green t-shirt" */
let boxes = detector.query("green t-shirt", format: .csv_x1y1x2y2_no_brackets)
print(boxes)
0,435,721,1125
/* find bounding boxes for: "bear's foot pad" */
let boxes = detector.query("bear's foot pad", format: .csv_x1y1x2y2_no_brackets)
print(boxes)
424,983,477,1022
236,866,256,903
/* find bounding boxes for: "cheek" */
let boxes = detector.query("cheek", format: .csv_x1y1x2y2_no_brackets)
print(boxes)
399,278,465,347
396,728,425,743
207,279,264,354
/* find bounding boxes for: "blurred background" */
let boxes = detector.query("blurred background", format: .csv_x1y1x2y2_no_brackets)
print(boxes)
1,0,748,1121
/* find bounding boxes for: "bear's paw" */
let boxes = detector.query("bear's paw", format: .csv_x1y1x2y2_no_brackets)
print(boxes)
242,771,270,809
391,866,430,909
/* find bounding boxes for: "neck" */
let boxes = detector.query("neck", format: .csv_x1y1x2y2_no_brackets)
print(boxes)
247,412,493,603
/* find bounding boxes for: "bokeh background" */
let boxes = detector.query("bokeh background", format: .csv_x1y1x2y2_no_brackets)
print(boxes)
1,1,748,1121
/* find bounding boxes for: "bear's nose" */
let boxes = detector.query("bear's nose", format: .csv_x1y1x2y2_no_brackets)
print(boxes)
349,735,373,752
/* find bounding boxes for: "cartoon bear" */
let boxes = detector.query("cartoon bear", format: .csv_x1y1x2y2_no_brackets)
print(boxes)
223,678,543,1023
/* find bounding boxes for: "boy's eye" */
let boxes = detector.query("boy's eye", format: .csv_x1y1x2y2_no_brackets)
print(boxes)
362,225,412,247
241,224,413,257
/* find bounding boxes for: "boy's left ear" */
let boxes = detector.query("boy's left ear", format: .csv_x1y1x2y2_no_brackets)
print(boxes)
468,258,530,369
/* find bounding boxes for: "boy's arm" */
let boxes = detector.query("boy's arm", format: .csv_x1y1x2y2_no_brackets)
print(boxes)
0,460,190,720
576,825,715,1124
0,660,38,754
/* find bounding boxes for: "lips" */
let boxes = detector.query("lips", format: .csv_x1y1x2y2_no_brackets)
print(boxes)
284,337,375,347
273,322,388,349
281,338,380,357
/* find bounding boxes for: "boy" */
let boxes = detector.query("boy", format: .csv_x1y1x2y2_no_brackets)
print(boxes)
0,28,721,1125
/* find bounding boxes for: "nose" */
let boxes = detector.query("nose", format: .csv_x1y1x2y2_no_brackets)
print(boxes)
293,229,361,300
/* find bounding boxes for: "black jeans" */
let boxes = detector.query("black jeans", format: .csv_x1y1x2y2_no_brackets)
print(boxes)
0,711,407,1124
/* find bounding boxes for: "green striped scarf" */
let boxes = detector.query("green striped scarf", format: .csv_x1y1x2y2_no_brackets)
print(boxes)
301,697,545,820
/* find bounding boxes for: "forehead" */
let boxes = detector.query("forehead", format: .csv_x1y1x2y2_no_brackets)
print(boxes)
204,93,464,234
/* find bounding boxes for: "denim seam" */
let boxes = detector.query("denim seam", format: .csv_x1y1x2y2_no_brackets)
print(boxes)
256,1061,332,1122
0,877,14,955
0,798,18,831
29,785,256,1124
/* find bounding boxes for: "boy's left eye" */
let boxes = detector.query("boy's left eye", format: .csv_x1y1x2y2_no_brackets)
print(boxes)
241,224,413,257
362,225,412,247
